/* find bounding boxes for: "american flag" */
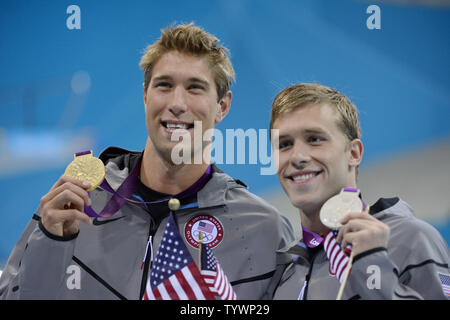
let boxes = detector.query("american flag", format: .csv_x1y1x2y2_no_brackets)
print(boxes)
438,273,450,296
143,214,215,300
197,221,214,233
323,230,352,283
200,243,237,300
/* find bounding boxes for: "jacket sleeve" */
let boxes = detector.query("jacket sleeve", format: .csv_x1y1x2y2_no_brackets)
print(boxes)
0,209,77,299
345,219,450,300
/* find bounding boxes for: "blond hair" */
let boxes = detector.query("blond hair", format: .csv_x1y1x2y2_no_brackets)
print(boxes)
139,23,235,100
270,83,361,142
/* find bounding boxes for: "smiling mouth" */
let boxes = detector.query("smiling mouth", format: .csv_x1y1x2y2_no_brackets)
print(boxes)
161,121,195,130
288,170,323,182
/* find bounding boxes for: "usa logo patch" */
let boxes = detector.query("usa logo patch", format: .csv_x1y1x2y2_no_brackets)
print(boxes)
184,215,224,249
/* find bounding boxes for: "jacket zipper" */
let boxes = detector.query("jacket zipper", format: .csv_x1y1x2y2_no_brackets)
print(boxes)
139,219,157,299
302,249,319,300
141,235,153,270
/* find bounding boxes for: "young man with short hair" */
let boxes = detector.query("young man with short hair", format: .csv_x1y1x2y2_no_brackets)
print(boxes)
267,83,449,299
0,23,294,300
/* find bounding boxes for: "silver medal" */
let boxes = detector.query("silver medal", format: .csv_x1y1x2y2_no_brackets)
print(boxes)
320,189,363,229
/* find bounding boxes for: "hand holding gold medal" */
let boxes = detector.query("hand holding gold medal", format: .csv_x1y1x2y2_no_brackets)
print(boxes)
40,151,105,238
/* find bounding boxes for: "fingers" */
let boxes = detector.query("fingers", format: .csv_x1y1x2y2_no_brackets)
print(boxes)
336,212,390,256
340,230,365,251
40,175,93,237
41,176,92,209
337,211,378,243
45,208,92,227
49,175,91,195
339,211,373,225
336,218,367,243
53,190,86,212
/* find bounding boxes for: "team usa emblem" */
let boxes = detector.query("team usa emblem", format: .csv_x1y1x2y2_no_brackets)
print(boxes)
184,215,224,249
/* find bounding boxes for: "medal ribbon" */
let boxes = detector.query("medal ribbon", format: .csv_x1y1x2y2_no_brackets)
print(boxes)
343,187,367,211
82,153,212,218
301,226,323,249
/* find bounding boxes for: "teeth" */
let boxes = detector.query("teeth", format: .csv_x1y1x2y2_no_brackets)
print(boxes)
292,173,315,181
166,123,189,129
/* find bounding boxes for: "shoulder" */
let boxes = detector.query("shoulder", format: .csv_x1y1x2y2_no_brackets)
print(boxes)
208,165,280,214
98,146,141,169
210,167,295,243
372,197,449,268
374,198,444,243
219,172,285,219
97,146,141,189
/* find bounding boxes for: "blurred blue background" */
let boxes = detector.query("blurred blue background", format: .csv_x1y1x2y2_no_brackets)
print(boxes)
1,0,449,267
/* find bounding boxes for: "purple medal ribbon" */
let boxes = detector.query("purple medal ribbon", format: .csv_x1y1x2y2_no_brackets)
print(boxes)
83,153,212,218
343,187,367,211
75,150,92,157
302,226,324,248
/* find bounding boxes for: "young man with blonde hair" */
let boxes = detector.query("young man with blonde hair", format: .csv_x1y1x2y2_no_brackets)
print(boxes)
0,23,294,300
267,83,449,299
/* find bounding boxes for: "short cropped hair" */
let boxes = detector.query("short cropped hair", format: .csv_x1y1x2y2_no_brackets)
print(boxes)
270,83,362,143
139,22,235,101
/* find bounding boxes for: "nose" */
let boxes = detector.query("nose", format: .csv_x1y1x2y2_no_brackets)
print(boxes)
289,141,311,169
168,86,188,117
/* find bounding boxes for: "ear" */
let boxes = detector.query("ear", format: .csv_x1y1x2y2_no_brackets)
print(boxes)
143,82,147,105
348,139,363,168
215,90,232,124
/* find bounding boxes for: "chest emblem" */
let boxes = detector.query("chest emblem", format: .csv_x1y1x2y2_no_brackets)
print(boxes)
184,215,224,249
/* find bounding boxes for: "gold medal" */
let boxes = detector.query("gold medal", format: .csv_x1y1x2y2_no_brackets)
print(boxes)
64,150,106,191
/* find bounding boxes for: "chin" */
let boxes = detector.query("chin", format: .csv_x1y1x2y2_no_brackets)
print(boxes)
289,193,324,214
152,143,177,164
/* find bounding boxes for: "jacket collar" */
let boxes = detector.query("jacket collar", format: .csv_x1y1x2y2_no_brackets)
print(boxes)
197,166,237,208
100,147,245,209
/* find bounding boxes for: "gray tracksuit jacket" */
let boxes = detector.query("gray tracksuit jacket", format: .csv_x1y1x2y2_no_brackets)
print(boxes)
269,198,450,300
0,147,294,300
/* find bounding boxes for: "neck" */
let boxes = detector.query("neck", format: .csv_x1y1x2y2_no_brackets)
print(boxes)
140,138,210,195
300,209,329,236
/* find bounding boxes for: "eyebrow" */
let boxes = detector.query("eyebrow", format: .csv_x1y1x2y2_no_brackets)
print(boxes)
277,127,329,140
188,77,210,89
303,128,327,135
151,75,210,89
151,75,172,82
